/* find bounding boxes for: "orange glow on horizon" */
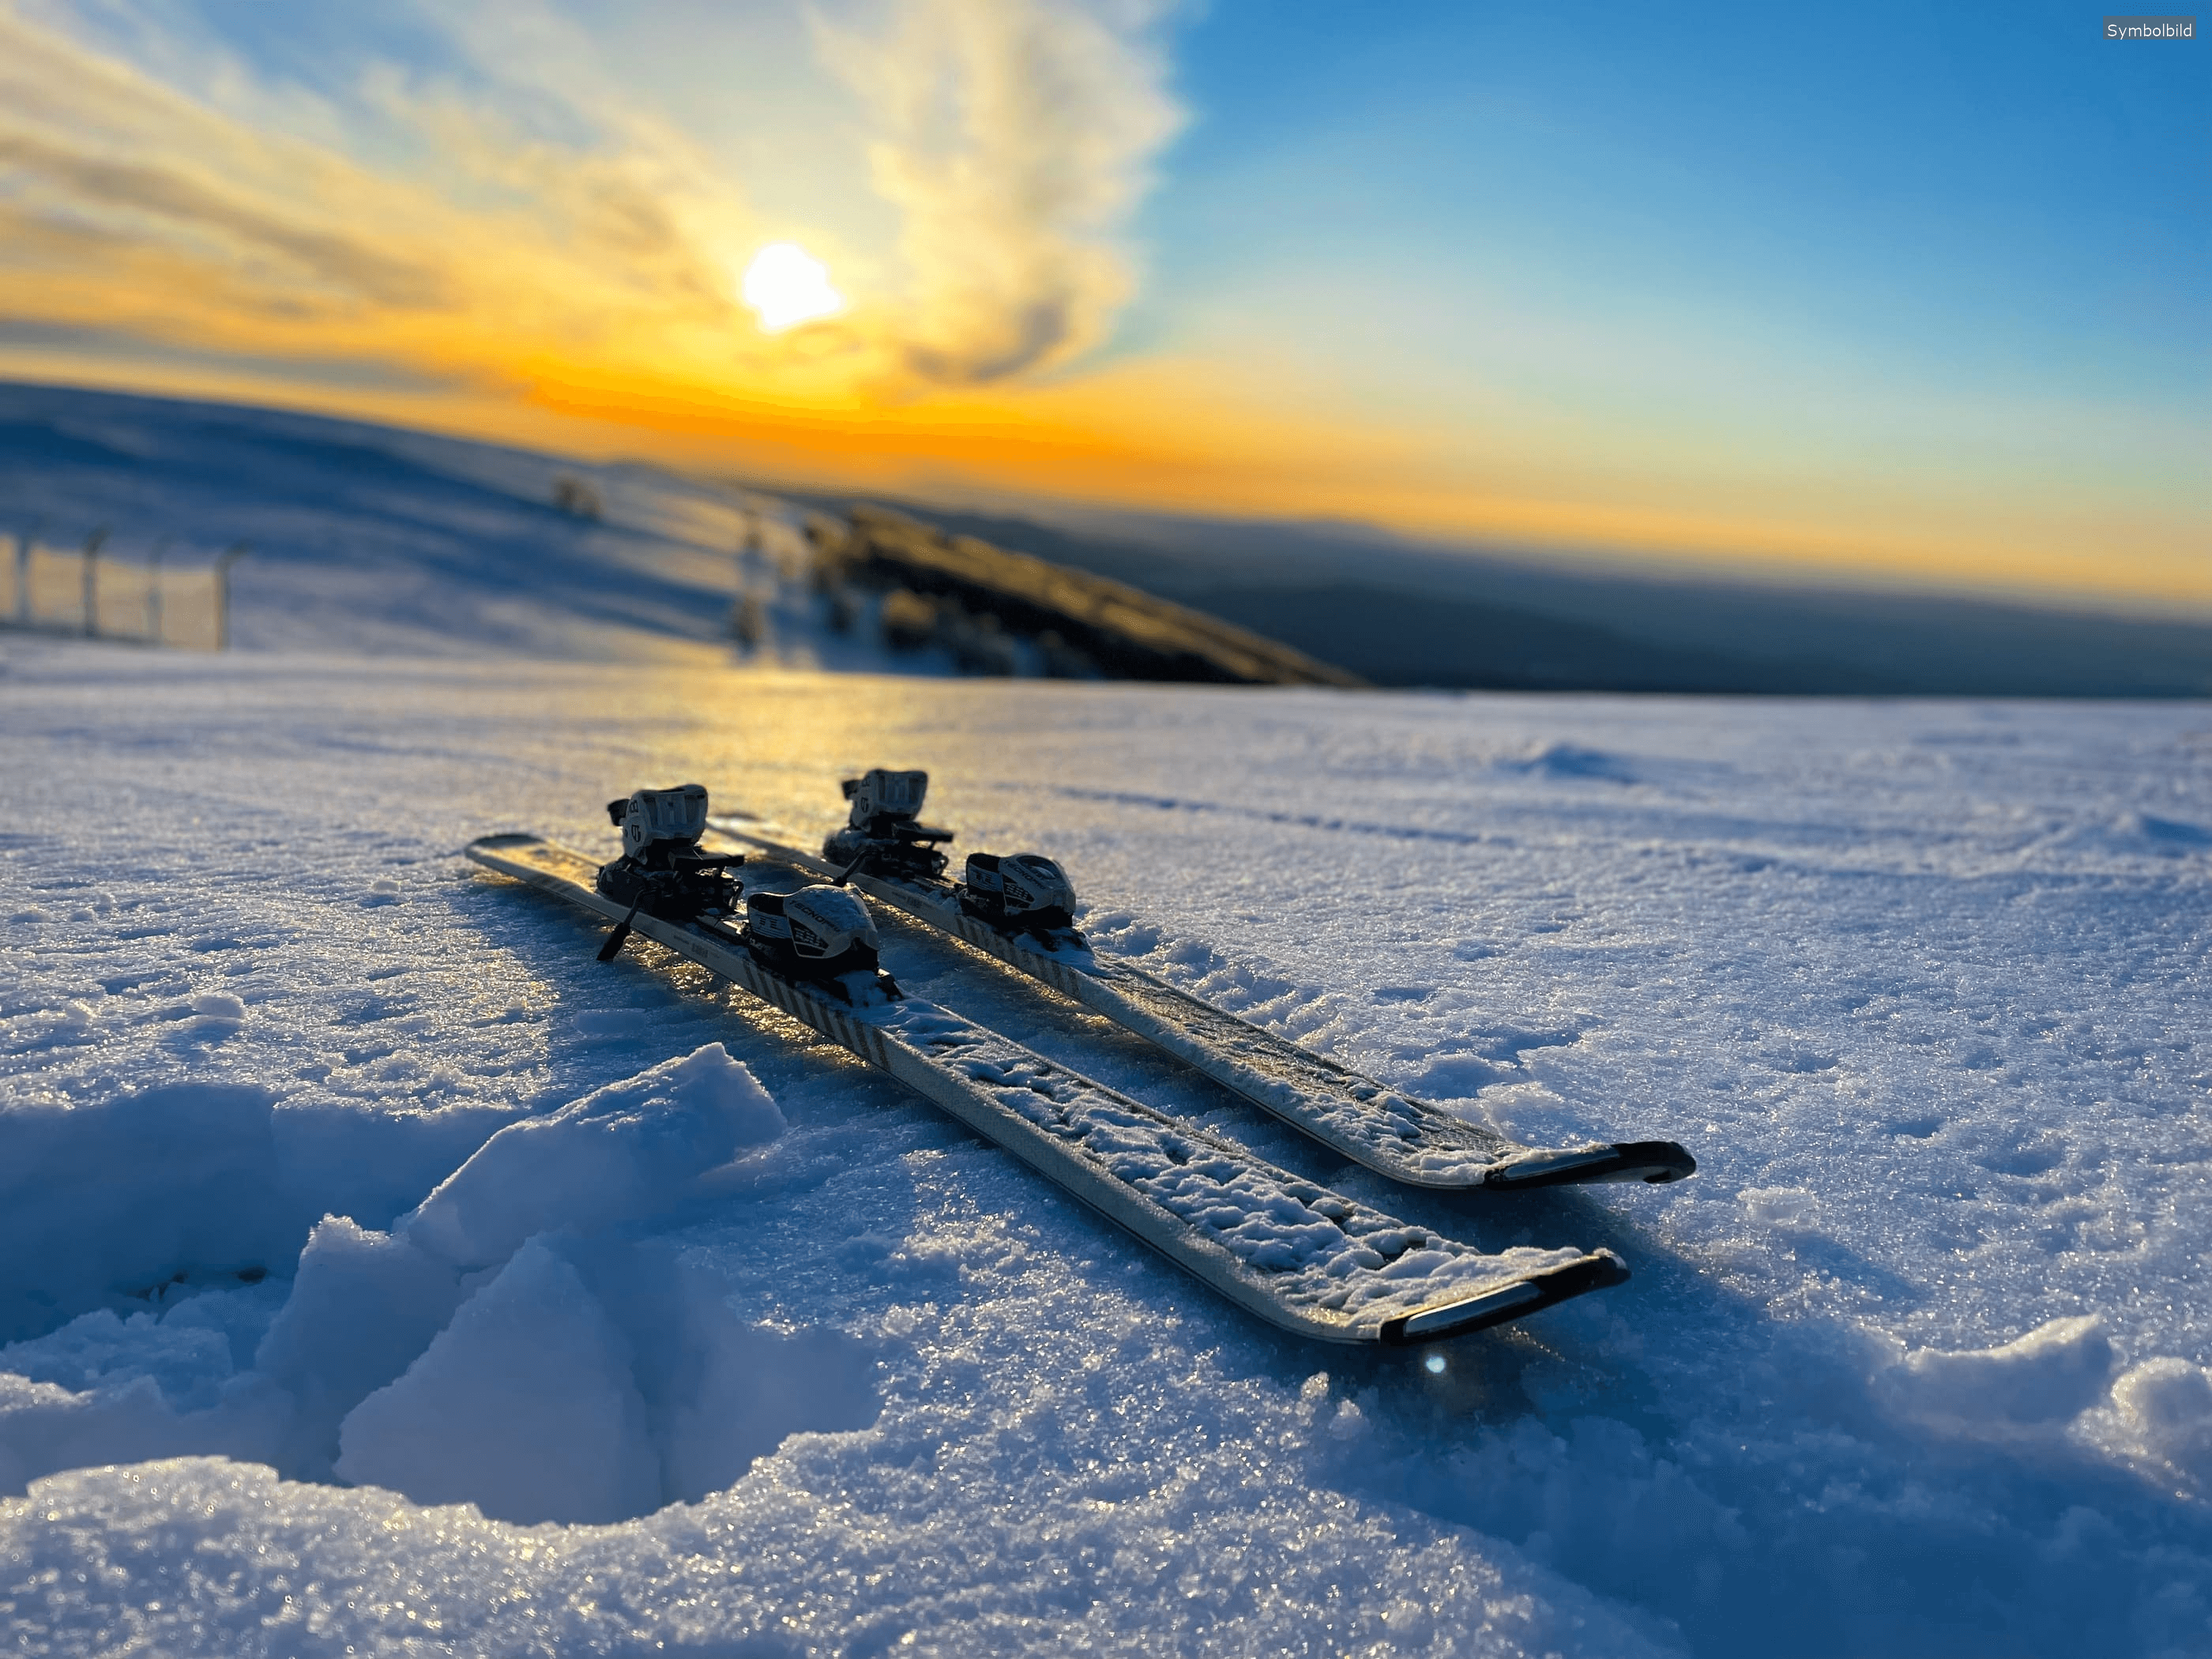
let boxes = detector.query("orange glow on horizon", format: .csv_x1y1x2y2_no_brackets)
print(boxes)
6,322,2205,619
497,356,2212,615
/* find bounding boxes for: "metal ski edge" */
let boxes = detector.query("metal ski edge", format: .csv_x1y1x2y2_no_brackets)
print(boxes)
463,833,1628,1348
705,815,1697,1192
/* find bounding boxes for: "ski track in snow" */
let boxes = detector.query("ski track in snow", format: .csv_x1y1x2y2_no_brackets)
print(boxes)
2,644,2210,1657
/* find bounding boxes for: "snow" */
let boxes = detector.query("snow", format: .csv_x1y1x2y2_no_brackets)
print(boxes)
1870,1314,2117,1435
333,1236,664,1524
400,1042,784,1270
0,1039,786,1514
2113,1359,2212,1484
2,641,2209,1656
0,381,950,673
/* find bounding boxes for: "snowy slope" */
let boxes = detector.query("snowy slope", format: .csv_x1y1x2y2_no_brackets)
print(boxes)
3,640,2208,1656
0,382,899,668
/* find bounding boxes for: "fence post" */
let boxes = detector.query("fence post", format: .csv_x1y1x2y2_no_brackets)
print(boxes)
81,528,108,638
213,543,249,651
13,517,36,626
147,538,170,646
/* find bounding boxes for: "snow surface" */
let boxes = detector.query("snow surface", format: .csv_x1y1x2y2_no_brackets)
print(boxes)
2,641,2210,1657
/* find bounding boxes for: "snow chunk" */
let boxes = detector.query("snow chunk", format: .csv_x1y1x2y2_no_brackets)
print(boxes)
1495,740,1636,782
0,1364,287,1498
189,991,246,1021
0,1285,293,1495
333,1236,879,1522
335,1238,661,1525
250,1216,468,1479
1326,1397,1370,1442
2111,1357,2212,1481
0,1051,810,1499
401,1043,782,1269
1874,1315,2114,1435
1739,1186,1822,1228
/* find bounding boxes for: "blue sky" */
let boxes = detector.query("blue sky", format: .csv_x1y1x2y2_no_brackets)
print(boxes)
1146,1,2205,383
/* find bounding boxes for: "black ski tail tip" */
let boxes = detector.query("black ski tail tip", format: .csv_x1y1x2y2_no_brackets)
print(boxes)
1622,1141,1698,1183
1484,1141,1698,1190
469,832,541,851
1378,1251,1629,1346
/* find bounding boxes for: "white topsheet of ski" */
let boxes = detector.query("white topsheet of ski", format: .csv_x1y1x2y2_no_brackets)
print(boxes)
466,833,1628,1348
705,814,1695,1193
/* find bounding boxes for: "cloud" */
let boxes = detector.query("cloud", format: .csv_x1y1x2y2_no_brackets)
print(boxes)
0,0,1185,415
0,133,448,309
0,2,827,407
818,0,1185,383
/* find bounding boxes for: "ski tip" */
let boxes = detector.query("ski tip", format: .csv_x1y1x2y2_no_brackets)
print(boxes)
1377,1250,1629,1345
1484,1140,1697,1191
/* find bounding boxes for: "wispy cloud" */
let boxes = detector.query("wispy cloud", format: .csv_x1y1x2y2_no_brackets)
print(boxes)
0,3,857,401
0,130,450,309
0,0,1185,402
818,0,1184,383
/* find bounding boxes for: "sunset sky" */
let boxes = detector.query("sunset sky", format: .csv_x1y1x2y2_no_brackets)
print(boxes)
1,0,2203,611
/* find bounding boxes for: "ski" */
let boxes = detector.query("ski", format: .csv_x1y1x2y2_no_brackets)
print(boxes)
465,814,1629,1349
707,772,1695,1194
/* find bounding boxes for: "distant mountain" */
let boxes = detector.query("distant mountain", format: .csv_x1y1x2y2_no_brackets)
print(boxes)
819,506,1363,687
791,498,2212,698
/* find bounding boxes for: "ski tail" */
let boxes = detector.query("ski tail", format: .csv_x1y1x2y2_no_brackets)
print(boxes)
1483,1142,1698,1190
1379,1250,1629,1345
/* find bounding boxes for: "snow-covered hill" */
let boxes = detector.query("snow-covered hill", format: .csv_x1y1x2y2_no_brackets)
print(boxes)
3,639,2207,1656
0,382,891,668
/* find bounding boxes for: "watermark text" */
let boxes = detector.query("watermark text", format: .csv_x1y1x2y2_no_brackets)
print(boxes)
2104,15,2195,37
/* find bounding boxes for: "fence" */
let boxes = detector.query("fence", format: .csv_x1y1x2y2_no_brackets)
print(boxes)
0,533,246,650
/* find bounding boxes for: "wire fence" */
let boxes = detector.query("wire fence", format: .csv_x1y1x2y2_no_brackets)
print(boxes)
0,533,245,649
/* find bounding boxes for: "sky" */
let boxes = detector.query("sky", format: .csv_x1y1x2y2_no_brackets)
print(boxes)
0,0,2204,611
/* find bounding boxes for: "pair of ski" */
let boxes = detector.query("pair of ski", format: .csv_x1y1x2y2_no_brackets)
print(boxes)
466,802,1691,1352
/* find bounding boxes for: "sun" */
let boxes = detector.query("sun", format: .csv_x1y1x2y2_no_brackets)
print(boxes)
740,243,844,333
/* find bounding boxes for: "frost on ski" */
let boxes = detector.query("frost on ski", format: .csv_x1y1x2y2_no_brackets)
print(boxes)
1089,964,1537,1178
885,1004,1586,1326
